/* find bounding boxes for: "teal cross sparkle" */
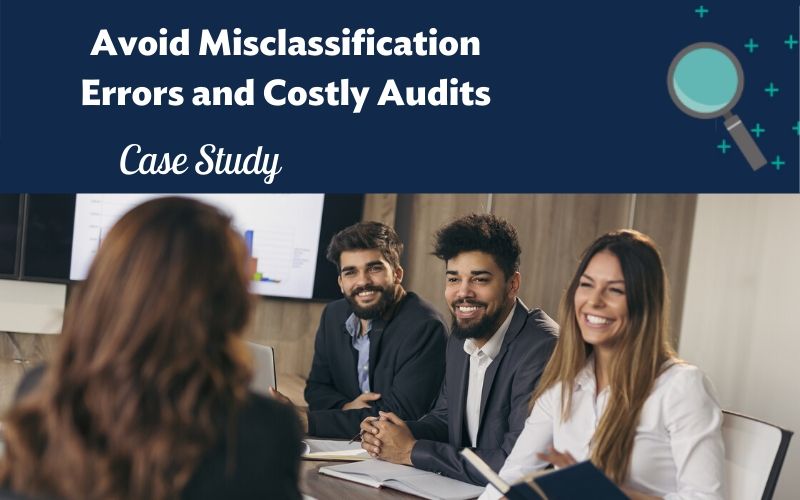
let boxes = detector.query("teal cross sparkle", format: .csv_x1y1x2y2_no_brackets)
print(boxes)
694,5,709,18
717,139,731,154
750,123,765,138
793,121,800,136
744,38,759,53
764,82,780,97
771,155,785,170
786,35,798,50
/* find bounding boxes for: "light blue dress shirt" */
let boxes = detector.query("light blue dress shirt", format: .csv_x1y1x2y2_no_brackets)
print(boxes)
345,312,372,393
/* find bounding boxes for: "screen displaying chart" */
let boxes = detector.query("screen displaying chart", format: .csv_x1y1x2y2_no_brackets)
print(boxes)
70,194,325,299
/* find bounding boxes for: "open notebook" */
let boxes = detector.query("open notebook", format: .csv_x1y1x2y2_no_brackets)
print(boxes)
302,438,369,461
461,449,627,500
319,459,485,500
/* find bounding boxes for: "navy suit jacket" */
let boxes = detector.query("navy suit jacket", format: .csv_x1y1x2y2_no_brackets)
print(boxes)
305,291,448,438
406,299,558,485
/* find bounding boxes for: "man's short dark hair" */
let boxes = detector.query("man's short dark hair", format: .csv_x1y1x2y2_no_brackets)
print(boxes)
433,213,521,279
326,221,404,271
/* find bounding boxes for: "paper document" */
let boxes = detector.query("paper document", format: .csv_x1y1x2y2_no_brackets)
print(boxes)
319,459,484,500
302,438,369,461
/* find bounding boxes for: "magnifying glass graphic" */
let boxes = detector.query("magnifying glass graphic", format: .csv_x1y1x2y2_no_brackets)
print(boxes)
668,42,767,170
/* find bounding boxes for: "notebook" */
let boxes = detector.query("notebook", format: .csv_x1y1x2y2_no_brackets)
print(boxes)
461,449,627,500
302,438,370,461
319,459,485,500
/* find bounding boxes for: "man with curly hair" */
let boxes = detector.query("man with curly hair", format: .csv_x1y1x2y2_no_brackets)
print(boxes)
359,214,558,485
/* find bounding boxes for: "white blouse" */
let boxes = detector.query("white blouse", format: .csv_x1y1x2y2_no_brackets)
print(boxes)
479,358,725,500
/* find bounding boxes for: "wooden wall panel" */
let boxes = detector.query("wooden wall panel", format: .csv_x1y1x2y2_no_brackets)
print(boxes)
630,194,697,346
362,194,398,226
492,194,632,319
394,194,489,319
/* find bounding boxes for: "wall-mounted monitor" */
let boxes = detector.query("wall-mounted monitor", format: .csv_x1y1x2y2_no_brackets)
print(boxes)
71,194,331,299
2,194,363,301
23,195,75,282
0,195,23,278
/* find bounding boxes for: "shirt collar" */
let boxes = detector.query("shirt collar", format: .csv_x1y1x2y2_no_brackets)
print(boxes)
343,286,407,338
462,306,515,360
345,312,372,338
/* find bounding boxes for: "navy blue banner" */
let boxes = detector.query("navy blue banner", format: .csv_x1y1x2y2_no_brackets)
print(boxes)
0,1,797,192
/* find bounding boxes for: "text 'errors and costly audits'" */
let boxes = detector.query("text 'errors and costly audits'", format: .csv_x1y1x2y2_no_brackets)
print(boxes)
82,78,491,113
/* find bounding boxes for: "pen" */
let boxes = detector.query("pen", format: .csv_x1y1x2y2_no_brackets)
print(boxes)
347,430,363,445
348,416,378,444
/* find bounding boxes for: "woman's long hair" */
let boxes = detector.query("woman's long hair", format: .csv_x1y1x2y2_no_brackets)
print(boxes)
0,197,254,499
532,230,677,483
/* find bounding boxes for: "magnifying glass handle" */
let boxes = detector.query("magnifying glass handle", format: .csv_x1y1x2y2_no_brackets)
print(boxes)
724,114,767,171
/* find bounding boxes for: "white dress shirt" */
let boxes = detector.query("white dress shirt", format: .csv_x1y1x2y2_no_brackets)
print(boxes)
463,308,515,447
480,357,725,500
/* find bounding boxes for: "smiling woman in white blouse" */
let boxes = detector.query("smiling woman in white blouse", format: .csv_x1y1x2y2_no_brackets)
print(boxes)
480,230,724,500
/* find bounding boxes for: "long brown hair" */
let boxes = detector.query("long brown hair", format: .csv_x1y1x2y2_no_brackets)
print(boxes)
533,230,677,483
0,197,254,499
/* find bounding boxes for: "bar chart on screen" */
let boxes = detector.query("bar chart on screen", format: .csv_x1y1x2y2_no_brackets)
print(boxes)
70,194,325,299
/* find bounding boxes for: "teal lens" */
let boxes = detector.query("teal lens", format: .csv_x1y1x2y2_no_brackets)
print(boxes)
672,48,739,114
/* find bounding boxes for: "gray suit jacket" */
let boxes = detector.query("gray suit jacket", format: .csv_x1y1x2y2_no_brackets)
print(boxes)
406,299,558,485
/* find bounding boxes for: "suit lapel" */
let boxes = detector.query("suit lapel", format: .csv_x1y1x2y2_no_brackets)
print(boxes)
367,320,385,390
340,322,362,395
451,342,470,447
367,289,406,390
476,300,528,440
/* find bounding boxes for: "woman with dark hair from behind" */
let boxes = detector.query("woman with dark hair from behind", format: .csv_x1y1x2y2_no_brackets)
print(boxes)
0,197,303,500
480,230,725,500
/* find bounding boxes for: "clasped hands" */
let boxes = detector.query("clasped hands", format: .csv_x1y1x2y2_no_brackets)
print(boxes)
357,415,578,471
359,411,415,465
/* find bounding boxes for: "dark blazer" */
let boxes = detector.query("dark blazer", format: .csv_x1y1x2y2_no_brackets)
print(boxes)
10,365,303,500
181,395,302,500
406,299,558,485
305,291,447,438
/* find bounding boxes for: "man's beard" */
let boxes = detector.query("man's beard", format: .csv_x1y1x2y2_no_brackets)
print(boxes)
345,284,396,320
450,299,507,341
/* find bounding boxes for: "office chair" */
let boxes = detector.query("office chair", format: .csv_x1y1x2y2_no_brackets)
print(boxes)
722,410,793,500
